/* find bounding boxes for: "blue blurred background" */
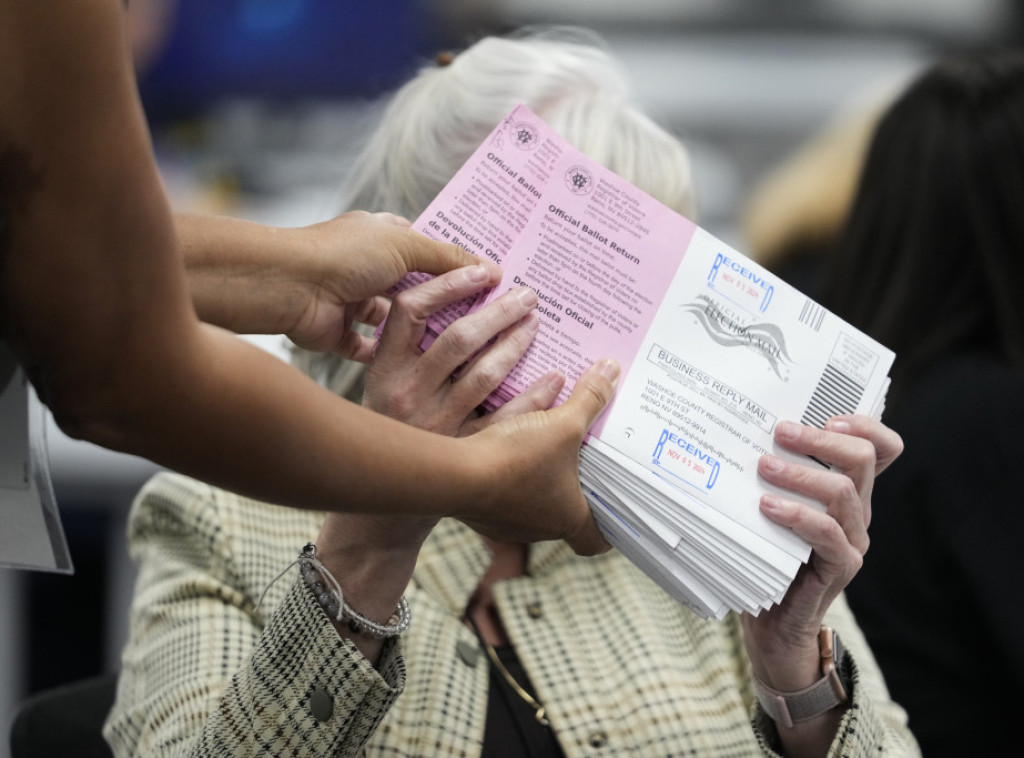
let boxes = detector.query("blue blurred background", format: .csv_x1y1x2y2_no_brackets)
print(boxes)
3,1,1021,754
136,0,441,119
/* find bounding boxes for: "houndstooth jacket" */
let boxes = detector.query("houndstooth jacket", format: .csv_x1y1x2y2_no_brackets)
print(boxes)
104,472,920,757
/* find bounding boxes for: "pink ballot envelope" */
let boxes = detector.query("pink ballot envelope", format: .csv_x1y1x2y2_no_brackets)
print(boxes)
393,104,894,619
397,104,697,437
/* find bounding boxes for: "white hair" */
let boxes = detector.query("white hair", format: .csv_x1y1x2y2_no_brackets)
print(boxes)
293,27,697,393
341,27,696,220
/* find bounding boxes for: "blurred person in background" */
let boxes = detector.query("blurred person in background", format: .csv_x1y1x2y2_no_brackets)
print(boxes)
819,48,1024,756
106,28,917,758
741,89,895,296
1,0,617,555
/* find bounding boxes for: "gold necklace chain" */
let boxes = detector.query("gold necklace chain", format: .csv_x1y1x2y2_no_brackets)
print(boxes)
481,638,550,727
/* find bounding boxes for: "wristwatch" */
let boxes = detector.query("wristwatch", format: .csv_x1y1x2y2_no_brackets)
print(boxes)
753,626,850,728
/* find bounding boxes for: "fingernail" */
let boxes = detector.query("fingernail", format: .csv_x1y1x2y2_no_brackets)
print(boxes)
761,455,785,473
595,358,620,384
546,370,566,392
775,421,799,441
467,264,489,283
761,494,788,515
827,419,851,434
523,312,540,332
517,287,538,307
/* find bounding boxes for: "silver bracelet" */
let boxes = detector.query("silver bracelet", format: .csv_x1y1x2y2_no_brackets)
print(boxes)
297,542,411,639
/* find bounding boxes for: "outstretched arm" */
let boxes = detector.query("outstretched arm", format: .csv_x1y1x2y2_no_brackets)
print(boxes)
0,0,613,553
107,266,608,757
178,210,468,362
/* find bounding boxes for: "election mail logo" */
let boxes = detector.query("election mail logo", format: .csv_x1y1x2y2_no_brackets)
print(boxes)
682,294,794,380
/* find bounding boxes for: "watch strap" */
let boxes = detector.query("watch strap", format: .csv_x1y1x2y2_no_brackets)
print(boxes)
753,626,849,728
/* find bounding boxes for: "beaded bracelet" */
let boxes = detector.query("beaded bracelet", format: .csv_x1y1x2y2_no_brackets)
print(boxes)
297,542,411,639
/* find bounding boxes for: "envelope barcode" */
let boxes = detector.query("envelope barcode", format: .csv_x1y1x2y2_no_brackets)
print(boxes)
801,364,864,428
798,299,826,332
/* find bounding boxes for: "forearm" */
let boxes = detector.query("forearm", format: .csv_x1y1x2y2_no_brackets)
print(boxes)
1,1,611,548
99,323,487,516
178,212,322,335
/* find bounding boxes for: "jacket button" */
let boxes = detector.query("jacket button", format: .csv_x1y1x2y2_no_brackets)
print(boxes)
456,640,480,667
526,601,543,619
309,688,333,722
588,731,608,748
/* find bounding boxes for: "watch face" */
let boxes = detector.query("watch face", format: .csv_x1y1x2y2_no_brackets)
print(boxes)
825,628,849,702
831,628,845,666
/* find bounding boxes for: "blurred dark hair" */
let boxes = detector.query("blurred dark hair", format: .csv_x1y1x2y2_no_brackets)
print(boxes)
819,49,1024,402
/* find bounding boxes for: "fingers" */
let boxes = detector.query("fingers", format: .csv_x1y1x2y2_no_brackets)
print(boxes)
380,264,504,356
482,371,566,424
335,331,377,364
330,297,391,363
551,358,620,436
757,454,868,552
448,311,539,406
771,420,878,514
351,296,390,330
428,288,538,383
506,357,619,556
759,493,863,571
461,370,567,436
825,415,904,475
456,358,619,557
758,417,895,554
320,210,479,296
399,262,504,317
555,359,620,556
370,271,546,436
748,415,901,632
390,225,481,277
381,282,539,392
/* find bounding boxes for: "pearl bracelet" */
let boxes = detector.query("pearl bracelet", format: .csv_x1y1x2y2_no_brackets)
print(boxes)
297,542,411,639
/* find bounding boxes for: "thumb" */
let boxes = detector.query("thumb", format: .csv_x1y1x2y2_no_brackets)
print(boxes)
557,358,620,557
564,512,613,557
556,358,620,433
394,229,480,277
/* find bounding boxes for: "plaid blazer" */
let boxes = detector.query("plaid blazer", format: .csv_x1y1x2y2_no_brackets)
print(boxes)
104,472,920,757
